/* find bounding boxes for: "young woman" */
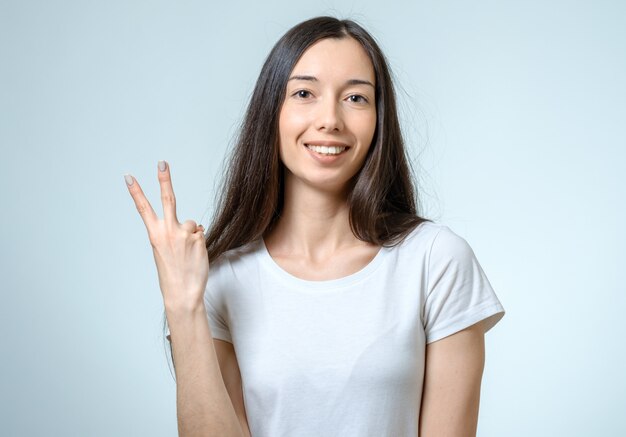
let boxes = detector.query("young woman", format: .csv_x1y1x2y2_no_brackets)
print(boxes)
125,16,505,437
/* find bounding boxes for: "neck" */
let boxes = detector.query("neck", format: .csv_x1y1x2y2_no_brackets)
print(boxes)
264,172,363,260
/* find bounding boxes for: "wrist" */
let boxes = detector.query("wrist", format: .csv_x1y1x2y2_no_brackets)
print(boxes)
164,299,206,320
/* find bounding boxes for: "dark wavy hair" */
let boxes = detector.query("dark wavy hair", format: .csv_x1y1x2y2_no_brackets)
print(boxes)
164,16,432,376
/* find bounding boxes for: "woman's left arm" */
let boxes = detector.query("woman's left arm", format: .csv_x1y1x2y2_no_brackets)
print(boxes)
418,320,486,437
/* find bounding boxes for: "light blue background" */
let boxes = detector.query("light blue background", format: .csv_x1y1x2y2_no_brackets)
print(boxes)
1,0,625,436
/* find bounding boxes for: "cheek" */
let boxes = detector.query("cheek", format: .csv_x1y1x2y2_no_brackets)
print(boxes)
279,111,300,142
358,111,377,143
278,109,305,160
281,109,308,131
353,113,377,165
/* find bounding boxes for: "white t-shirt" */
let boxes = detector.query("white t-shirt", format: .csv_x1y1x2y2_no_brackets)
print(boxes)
175,221,505,436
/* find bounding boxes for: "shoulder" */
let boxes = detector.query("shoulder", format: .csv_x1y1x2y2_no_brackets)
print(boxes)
217,239,262,262
425,225,489,291
401,223,481,279
395,220,463,254
210,239,264,278
428,225,475,262
205,240,263,304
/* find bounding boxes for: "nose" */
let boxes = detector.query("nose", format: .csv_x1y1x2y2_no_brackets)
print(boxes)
314,98,344,132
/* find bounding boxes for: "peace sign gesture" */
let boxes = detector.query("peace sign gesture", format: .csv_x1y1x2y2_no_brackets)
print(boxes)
124,160,209,313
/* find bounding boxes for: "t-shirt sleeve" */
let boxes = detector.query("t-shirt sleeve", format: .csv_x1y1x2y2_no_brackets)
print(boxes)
204,289,233,343
203,259,233,343
423,226,505,344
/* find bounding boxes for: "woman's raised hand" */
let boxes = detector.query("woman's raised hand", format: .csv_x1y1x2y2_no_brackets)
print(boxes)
124,160,209,313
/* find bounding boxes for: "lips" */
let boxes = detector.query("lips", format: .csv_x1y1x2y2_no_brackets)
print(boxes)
303,144,350,164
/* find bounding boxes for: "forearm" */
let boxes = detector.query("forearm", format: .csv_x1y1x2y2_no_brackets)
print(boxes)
167,304,245,437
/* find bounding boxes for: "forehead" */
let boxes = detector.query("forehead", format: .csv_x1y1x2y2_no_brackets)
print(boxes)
290,37,375,84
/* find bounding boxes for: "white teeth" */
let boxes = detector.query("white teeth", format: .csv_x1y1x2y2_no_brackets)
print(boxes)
306,145,347,155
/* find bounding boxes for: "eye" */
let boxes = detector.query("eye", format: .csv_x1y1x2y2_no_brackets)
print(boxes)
347,94,368,104
293,90,312,99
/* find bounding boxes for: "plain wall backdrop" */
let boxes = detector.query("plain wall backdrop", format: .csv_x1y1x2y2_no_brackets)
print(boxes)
1,0,625,436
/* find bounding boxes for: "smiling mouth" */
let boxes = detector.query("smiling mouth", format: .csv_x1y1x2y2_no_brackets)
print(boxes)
304,144,350,155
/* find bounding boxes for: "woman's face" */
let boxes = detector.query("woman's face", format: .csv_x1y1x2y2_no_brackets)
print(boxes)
277,36,377,193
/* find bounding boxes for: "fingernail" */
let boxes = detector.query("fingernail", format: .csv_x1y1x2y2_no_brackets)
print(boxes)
124,174,134,186
158,160,167,172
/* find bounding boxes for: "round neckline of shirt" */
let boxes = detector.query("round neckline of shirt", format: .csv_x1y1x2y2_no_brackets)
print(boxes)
258,237,389,291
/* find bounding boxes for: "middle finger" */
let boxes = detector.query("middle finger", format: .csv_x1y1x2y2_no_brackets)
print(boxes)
157,160,179,226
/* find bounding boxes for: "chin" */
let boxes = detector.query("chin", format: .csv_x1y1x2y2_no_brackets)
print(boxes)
306,177,353,194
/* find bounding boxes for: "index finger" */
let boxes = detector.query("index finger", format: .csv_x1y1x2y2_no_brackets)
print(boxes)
124,174,159,231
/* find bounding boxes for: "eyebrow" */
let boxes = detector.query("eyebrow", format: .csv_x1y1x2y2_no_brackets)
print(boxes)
288,75,375,88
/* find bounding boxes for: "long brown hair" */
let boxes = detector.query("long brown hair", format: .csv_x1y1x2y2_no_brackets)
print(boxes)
206,16,431,264
164,16,432,375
